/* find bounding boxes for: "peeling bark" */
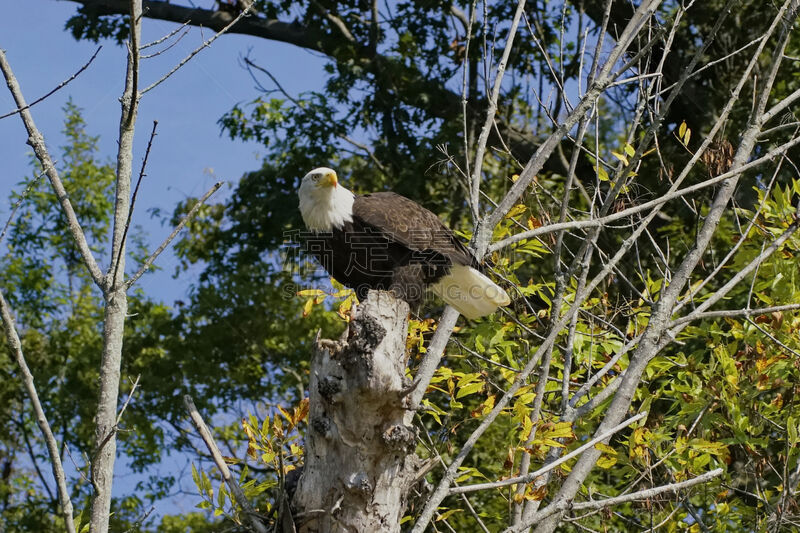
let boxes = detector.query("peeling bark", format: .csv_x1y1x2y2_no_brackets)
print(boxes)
292,291,420,533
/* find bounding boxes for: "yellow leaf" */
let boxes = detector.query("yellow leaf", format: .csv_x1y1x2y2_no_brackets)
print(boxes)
277,405,293,425
679,121,687,139
456,381,484,398
594,442,617,455
597,454,618,469
507,204,527,219
525,484,548,501
611,151,628,165
436,509,462,521
293,398,309,425
272,416,284,439
624,143,635,157
471,394,495,418
516,392,536,405
302,298,314,317
337,296,354,321
543,421,574,440
520,416,534,441
296,289,327,298
632,427,650,446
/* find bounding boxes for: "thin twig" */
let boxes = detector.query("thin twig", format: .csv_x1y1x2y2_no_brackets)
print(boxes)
141,28,190,59
115,375,142,426
0,169,46,246
184,395,268,533
0,47,101,121
126,181,222,288
672,303,800,326
140,4,252,95
468,0,526,221
113,120,158,287
141,20,190,49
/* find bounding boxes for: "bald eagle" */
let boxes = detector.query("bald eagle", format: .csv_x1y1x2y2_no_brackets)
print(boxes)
298,167,510,319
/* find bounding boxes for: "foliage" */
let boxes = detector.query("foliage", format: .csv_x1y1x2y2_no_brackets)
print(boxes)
189,398,308,526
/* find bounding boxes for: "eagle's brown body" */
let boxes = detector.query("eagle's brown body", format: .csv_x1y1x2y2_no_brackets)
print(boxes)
305,192,479,305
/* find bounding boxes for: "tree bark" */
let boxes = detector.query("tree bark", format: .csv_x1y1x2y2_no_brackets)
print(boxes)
292,291,420,532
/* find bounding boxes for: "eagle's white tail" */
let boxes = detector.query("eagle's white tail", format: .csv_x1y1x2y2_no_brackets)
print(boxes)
430,265,511,319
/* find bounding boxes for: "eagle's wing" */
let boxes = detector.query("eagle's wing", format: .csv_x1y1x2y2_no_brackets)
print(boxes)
353,192,478,268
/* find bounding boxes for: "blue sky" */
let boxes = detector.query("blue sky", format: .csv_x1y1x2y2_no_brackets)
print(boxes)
0,0,326,303
0,0,327,521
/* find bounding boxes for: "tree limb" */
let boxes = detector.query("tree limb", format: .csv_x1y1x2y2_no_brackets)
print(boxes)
0,48,105,287
126,181,222,288
0,291,76,533
184,395,268,533
451,412,647,495
509,468,724,533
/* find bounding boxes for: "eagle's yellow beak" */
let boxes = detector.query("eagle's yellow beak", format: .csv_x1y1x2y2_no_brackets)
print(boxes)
318,171,338,188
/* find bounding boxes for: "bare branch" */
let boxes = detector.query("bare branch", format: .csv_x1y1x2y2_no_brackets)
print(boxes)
468,0,526,220
531,4,800,530
0,291,76,533
0,168,46,246
489,131,800,253
116,374,141,426
451,412,648,495
0,49,105,286
509,469,724,532
672,303,800,327
406,306,460,411
310,0,356,43
113,120,158,285
484,0,662,233
0,46,101,121
140,4,252,95
183,395,268,533
126,181,222,288
140,20,190,49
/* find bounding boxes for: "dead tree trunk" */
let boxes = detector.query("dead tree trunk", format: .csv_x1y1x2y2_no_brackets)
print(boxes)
292,291,421,532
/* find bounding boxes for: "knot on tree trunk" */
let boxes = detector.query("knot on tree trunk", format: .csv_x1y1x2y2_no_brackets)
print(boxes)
291,290,422,533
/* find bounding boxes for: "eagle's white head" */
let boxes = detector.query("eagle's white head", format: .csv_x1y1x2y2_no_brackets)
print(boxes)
298,167,355,231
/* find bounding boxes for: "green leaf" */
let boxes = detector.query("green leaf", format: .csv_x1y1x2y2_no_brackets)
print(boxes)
597,454,618,469
611,151,628,165
456,380,484,398
217,482,226,509
624,143,635,157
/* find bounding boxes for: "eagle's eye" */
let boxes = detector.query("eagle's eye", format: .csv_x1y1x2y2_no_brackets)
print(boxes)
312,175,320,182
